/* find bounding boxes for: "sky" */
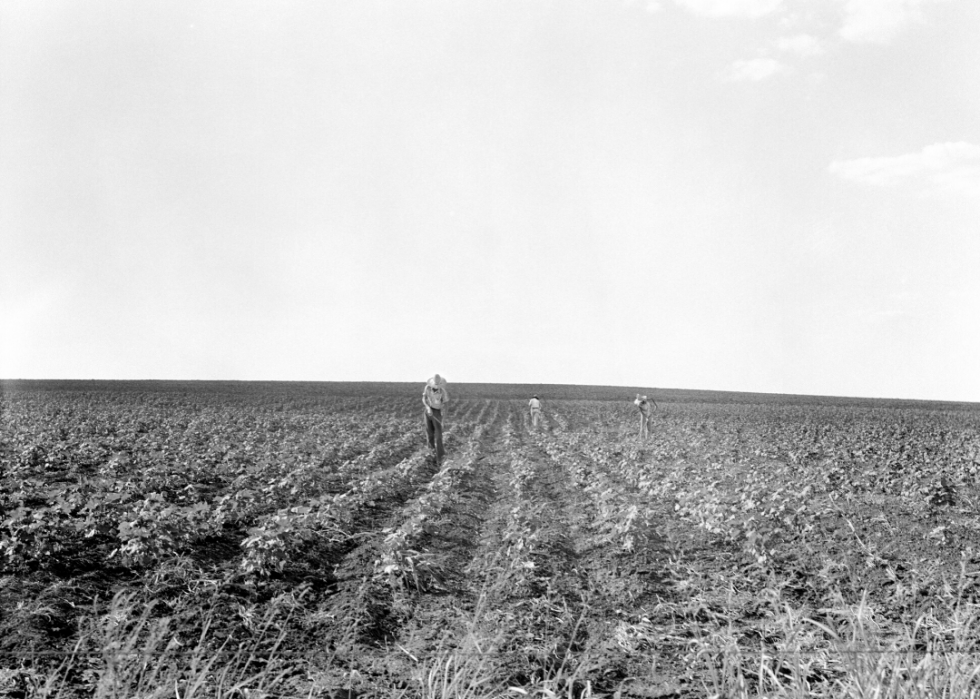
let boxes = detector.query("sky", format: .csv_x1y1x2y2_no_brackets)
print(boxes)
2,0,979,401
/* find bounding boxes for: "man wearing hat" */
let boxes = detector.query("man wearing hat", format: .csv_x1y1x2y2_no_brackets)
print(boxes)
634,393,656,439
423,374,449,463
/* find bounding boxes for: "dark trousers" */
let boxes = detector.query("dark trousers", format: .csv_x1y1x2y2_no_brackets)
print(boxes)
425,408,445,460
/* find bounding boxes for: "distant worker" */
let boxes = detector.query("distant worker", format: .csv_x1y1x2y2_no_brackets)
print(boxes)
528,394,542,428
423,374,449,463
634,393,657,439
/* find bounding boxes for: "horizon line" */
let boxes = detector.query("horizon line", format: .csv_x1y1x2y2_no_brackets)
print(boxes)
2,377,976,406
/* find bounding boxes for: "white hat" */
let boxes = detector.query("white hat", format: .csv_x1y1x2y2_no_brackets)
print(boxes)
428,374,445,387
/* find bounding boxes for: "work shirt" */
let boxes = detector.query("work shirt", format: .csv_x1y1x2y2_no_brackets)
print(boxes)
635,398,651,415
423,384,448,410
529,398,541,411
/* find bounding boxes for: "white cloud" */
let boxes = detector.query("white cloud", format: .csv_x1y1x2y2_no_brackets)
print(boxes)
646,1,665,12
776,34,824,56
828,142,980,197
672,0,782,19
722,57,785,81
837,0,950,44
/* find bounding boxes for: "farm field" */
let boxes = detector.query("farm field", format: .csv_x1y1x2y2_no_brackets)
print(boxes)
2,380,980,698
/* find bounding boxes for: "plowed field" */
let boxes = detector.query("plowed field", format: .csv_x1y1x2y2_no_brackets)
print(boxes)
2,381,980,698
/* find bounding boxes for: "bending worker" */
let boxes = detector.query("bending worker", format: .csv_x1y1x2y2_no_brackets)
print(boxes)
634,393,657,439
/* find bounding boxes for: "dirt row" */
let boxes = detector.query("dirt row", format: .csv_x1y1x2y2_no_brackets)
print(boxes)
304,401,692,696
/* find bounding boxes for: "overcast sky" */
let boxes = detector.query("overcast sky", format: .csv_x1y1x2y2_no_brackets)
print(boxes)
2,0,979,401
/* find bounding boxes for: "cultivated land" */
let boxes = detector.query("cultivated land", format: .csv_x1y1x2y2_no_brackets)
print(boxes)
2,381,980,698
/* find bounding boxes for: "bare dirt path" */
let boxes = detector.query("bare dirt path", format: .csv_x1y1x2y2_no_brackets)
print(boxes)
323,401,686,696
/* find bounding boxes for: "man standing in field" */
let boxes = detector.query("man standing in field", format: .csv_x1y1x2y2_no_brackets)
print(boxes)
528,394,542,429
423,374,449,463
634,393,656,439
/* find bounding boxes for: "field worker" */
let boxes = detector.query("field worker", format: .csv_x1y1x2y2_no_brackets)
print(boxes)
528,395,542,428
634,393,657,439
423,374,449,463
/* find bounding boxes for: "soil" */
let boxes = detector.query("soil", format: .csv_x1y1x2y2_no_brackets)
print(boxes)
2,381,979,697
